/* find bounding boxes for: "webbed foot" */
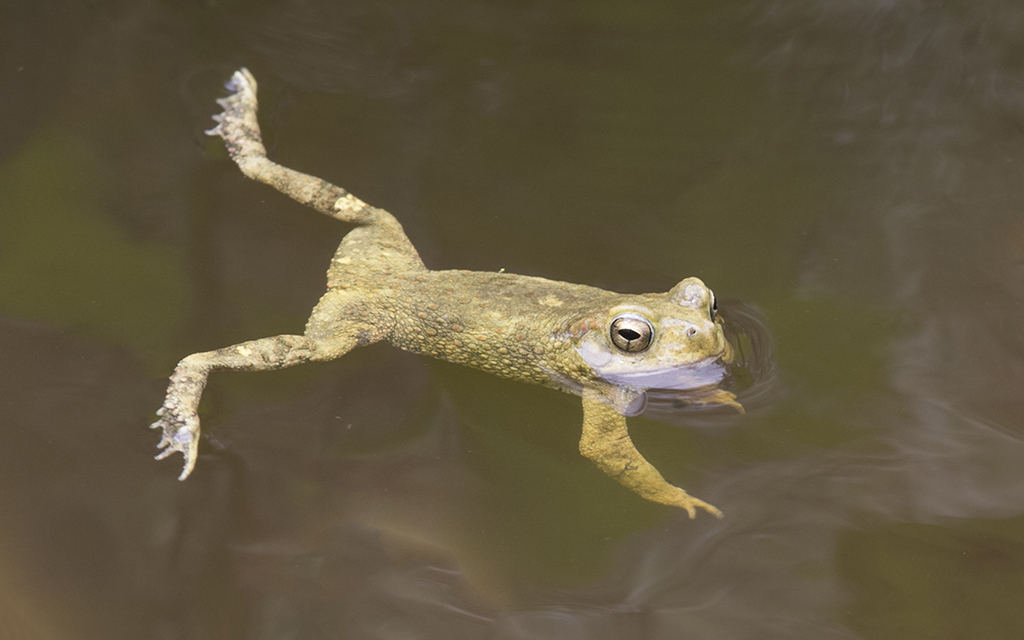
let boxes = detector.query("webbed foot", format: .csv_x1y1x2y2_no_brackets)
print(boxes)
150,404,201,481
205,68,267,163
660,486,723,519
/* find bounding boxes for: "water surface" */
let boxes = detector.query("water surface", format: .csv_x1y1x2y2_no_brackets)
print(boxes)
2,1,1024,638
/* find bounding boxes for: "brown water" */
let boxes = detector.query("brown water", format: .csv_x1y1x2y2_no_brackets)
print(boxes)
3,1,1024,638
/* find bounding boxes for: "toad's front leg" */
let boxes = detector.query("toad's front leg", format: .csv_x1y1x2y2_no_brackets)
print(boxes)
579,390,722,518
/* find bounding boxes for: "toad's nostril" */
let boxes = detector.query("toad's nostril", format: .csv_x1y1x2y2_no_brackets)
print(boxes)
686,327,697,337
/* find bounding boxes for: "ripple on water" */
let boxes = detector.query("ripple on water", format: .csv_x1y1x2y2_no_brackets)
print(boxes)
643,301,782,427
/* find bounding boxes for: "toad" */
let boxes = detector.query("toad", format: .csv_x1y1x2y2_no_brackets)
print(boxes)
152,69,741,518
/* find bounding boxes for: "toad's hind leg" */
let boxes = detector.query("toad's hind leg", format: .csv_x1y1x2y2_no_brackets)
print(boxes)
152,335,322,480
206,68,424,276
151,331,359,481
579,390,723,519
151,290,379,481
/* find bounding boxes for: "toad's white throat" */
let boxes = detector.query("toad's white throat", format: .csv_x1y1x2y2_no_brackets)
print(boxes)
576,339,729,391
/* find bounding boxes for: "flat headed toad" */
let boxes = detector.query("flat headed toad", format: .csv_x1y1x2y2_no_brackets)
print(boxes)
151,69,741,518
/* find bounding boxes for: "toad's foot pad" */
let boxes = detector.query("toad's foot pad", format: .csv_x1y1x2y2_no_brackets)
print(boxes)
150,408,201,481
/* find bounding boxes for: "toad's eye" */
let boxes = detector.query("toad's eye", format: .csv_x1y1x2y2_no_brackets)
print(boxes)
710,292,719,320
609,315,654,353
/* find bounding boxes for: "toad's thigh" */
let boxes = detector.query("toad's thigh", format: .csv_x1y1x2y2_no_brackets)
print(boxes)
304,289,392,355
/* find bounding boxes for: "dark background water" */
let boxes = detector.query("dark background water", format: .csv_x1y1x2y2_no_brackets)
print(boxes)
3,1,1024,638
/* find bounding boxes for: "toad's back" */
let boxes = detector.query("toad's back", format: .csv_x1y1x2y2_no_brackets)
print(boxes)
381,270,620,388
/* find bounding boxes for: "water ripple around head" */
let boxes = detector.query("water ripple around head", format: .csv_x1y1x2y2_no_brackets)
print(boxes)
643,300,781,427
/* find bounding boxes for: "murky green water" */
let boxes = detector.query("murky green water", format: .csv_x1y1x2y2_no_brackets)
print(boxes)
3,1,1024,638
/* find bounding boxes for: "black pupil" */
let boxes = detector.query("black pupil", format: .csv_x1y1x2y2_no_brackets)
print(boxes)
618,328,641,341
